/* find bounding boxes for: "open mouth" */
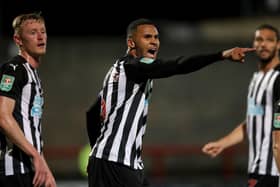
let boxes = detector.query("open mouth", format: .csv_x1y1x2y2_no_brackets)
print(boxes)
38,43,45,47
148,49,156,55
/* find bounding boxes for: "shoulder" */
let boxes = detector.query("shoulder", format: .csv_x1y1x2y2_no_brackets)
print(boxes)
1,55,27,71
273,71,280,87
274,64,280,72
273,65,280,84
0,56,28,80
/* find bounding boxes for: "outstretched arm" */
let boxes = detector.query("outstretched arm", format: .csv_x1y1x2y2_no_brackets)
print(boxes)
222,47,255,63
125,47,255,80
202,121,246,158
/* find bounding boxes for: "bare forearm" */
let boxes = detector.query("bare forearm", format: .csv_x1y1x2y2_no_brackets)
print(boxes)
273,131,280,172
218,122,246,149
0,115,39,158
0,96,39,158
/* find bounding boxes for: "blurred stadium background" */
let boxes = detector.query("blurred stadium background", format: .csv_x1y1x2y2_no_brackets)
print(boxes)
1,0,280,186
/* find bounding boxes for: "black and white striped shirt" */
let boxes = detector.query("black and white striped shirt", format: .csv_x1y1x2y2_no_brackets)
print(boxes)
0,55,43,176
246,65,280,176
90,52,224,170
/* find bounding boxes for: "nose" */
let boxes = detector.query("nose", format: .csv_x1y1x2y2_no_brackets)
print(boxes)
37,32,45,40
151,37,159,45
260,40,266,45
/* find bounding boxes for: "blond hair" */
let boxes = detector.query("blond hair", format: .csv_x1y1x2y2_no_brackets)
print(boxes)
12,12,45,35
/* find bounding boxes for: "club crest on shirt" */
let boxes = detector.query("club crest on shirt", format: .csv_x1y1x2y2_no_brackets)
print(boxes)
274,113,280,128
100,98,106,122
140,57,154,64
113,72,119,82
0,74,15,92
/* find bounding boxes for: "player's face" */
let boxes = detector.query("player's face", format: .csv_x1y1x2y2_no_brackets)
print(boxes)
16,19,47,57
133,24,160,59
253,28,279,62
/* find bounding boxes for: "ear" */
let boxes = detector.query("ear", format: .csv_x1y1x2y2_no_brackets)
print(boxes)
127,38,135,49
277,40,280,50
13,34,22,47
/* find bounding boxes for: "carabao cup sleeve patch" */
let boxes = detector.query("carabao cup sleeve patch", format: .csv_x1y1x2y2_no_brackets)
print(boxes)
139,57,155,64
274,113,280,128
0,74,15,92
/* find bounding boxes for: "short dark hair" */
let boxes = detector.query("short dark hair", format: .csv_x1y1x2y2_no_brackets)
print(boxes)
12,12,45,35
256,24,280,41
126,18,157,39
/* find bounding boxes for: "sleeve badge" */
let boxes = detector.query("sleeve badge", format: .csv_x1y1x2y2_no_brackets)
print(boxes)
0,74,15,92
274,113,280,128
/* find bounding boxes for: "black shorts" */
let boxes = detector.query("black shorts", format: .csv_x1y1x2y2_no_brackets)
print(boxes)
0,172,34,187
87,157,149,187
248,173,279,187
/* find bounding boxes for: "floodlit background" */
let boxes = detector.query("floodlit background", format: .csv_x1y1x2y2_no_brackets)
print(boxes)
1,0,280,186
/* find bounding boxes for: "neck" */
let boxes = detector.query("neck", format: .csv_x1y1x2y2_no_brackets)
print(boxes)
19,51,41,69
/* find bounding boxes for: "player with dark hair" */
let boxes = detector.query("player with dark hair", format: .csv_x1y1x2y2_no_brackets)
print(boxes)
87,18,255,187
203,24,280,187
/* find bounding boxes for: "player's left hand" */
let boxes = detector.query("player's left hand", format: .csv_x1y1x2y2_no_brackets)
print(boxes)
223,47,256,63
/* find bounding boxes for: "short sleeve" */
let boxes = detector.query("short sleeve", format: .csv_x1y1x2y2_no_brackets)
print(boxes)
0,63,27,100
